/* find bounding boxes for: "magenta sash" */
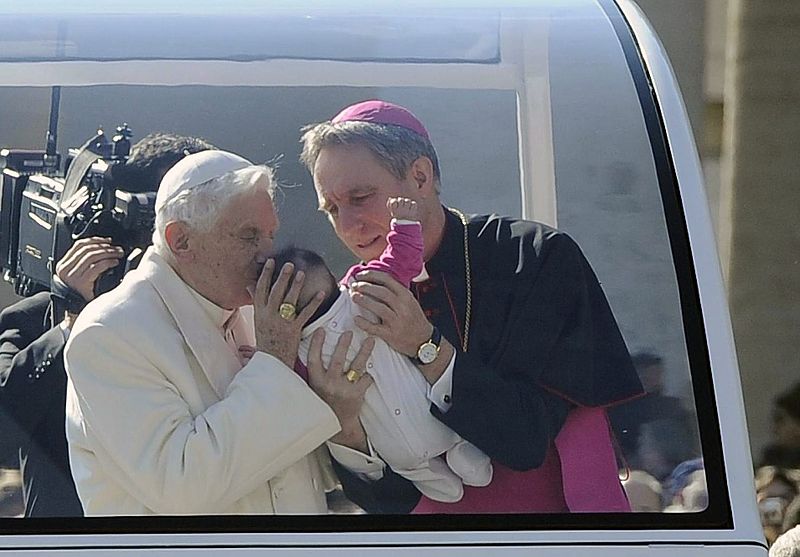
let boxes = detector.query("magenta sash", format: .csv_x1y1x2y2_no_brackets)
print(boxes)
413,407,630,513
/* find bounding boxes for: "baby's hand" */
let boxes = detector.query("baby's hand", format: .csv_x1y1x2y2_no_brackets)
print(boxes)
388,197,419,221
238,344,256,364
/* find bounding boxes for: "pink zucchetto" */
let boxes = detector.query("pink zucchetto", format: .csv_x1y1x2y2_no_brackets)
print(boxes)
331,100,430,140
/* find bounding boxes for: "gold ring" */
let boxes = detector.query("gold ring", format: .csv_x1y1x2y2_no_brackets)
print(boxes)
279,302,297,320
345,369,362,383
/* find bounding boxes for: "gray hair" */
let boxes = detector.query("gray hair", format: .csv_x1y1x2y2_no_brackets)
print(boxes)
770,525,800,557
299,120,441,189
152,165,275,256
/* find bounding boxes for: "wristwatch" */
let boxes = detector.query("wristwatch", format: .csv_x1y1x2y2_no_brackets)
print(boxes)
413,326,442,365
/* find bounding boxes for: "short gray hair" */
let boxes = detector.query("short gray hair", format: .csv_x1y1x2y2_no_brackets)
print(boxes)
770,525,800,557
152,165,275,256
299,120,441,189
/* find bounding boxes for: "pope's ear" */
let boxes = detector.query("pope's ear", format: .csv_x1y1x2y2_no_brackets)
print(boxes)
410,156,435,194
164,221,192,259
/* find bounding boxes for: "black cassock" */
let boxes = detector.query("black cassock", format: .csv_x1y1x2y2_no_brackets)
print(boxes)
333,208,644,513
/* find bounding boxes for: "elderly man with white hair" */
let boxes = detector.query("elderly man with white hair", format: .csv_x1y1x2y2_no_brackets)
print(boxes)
65,150,367,515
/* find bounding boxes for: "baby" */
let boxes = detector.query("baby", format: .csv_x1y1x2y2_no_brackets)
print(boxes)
245,197,492,503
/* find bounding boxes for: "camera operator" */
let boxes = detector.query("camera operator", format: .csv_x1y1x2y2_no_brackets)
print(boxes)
0,238,122,516
0,132,215,517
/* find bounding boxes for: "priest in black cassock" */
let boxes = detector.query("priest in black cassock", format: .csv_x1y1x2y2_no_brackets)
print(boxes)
299,100,645,513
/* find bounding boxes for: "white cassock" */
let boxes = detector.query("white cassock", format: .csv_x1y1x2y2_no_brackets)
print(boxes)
65,248,340,515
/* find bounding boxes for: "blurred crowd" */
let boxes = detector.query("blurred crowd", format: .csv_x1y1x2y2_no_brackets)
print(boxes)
754,382,800,547
614,354,800,550
611,352,708,513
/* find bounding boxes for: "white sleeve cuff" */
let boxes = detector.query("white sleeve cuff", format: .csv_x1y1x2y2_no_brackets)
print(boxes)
60,320,71,341
391,218,422,226
327,438,386,481
427,352,455,412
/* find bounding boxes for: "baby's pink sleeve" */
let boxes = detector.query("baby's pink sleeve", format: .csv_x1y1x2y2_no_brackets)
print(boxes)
340,221,423,288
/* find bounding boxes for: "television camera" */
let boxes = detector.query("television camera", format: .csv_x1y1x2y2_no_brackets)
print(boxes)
0,122,155,299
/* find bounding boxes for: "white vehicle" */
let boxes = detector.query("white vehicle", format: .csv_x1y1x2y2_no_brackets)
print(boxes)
0,0,766,555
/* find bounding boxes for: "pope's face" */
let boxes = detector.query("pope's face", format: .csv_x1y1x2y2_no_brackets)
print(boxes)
186,184,278,309
313,144,418,262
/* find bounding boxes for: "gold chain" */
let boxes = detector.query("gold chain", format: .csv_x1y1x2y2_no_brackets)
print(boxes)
447,207,471,353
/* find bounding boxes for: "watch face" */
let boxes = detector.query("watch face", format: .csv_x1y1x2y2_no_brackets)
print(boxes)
418,342,438,364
